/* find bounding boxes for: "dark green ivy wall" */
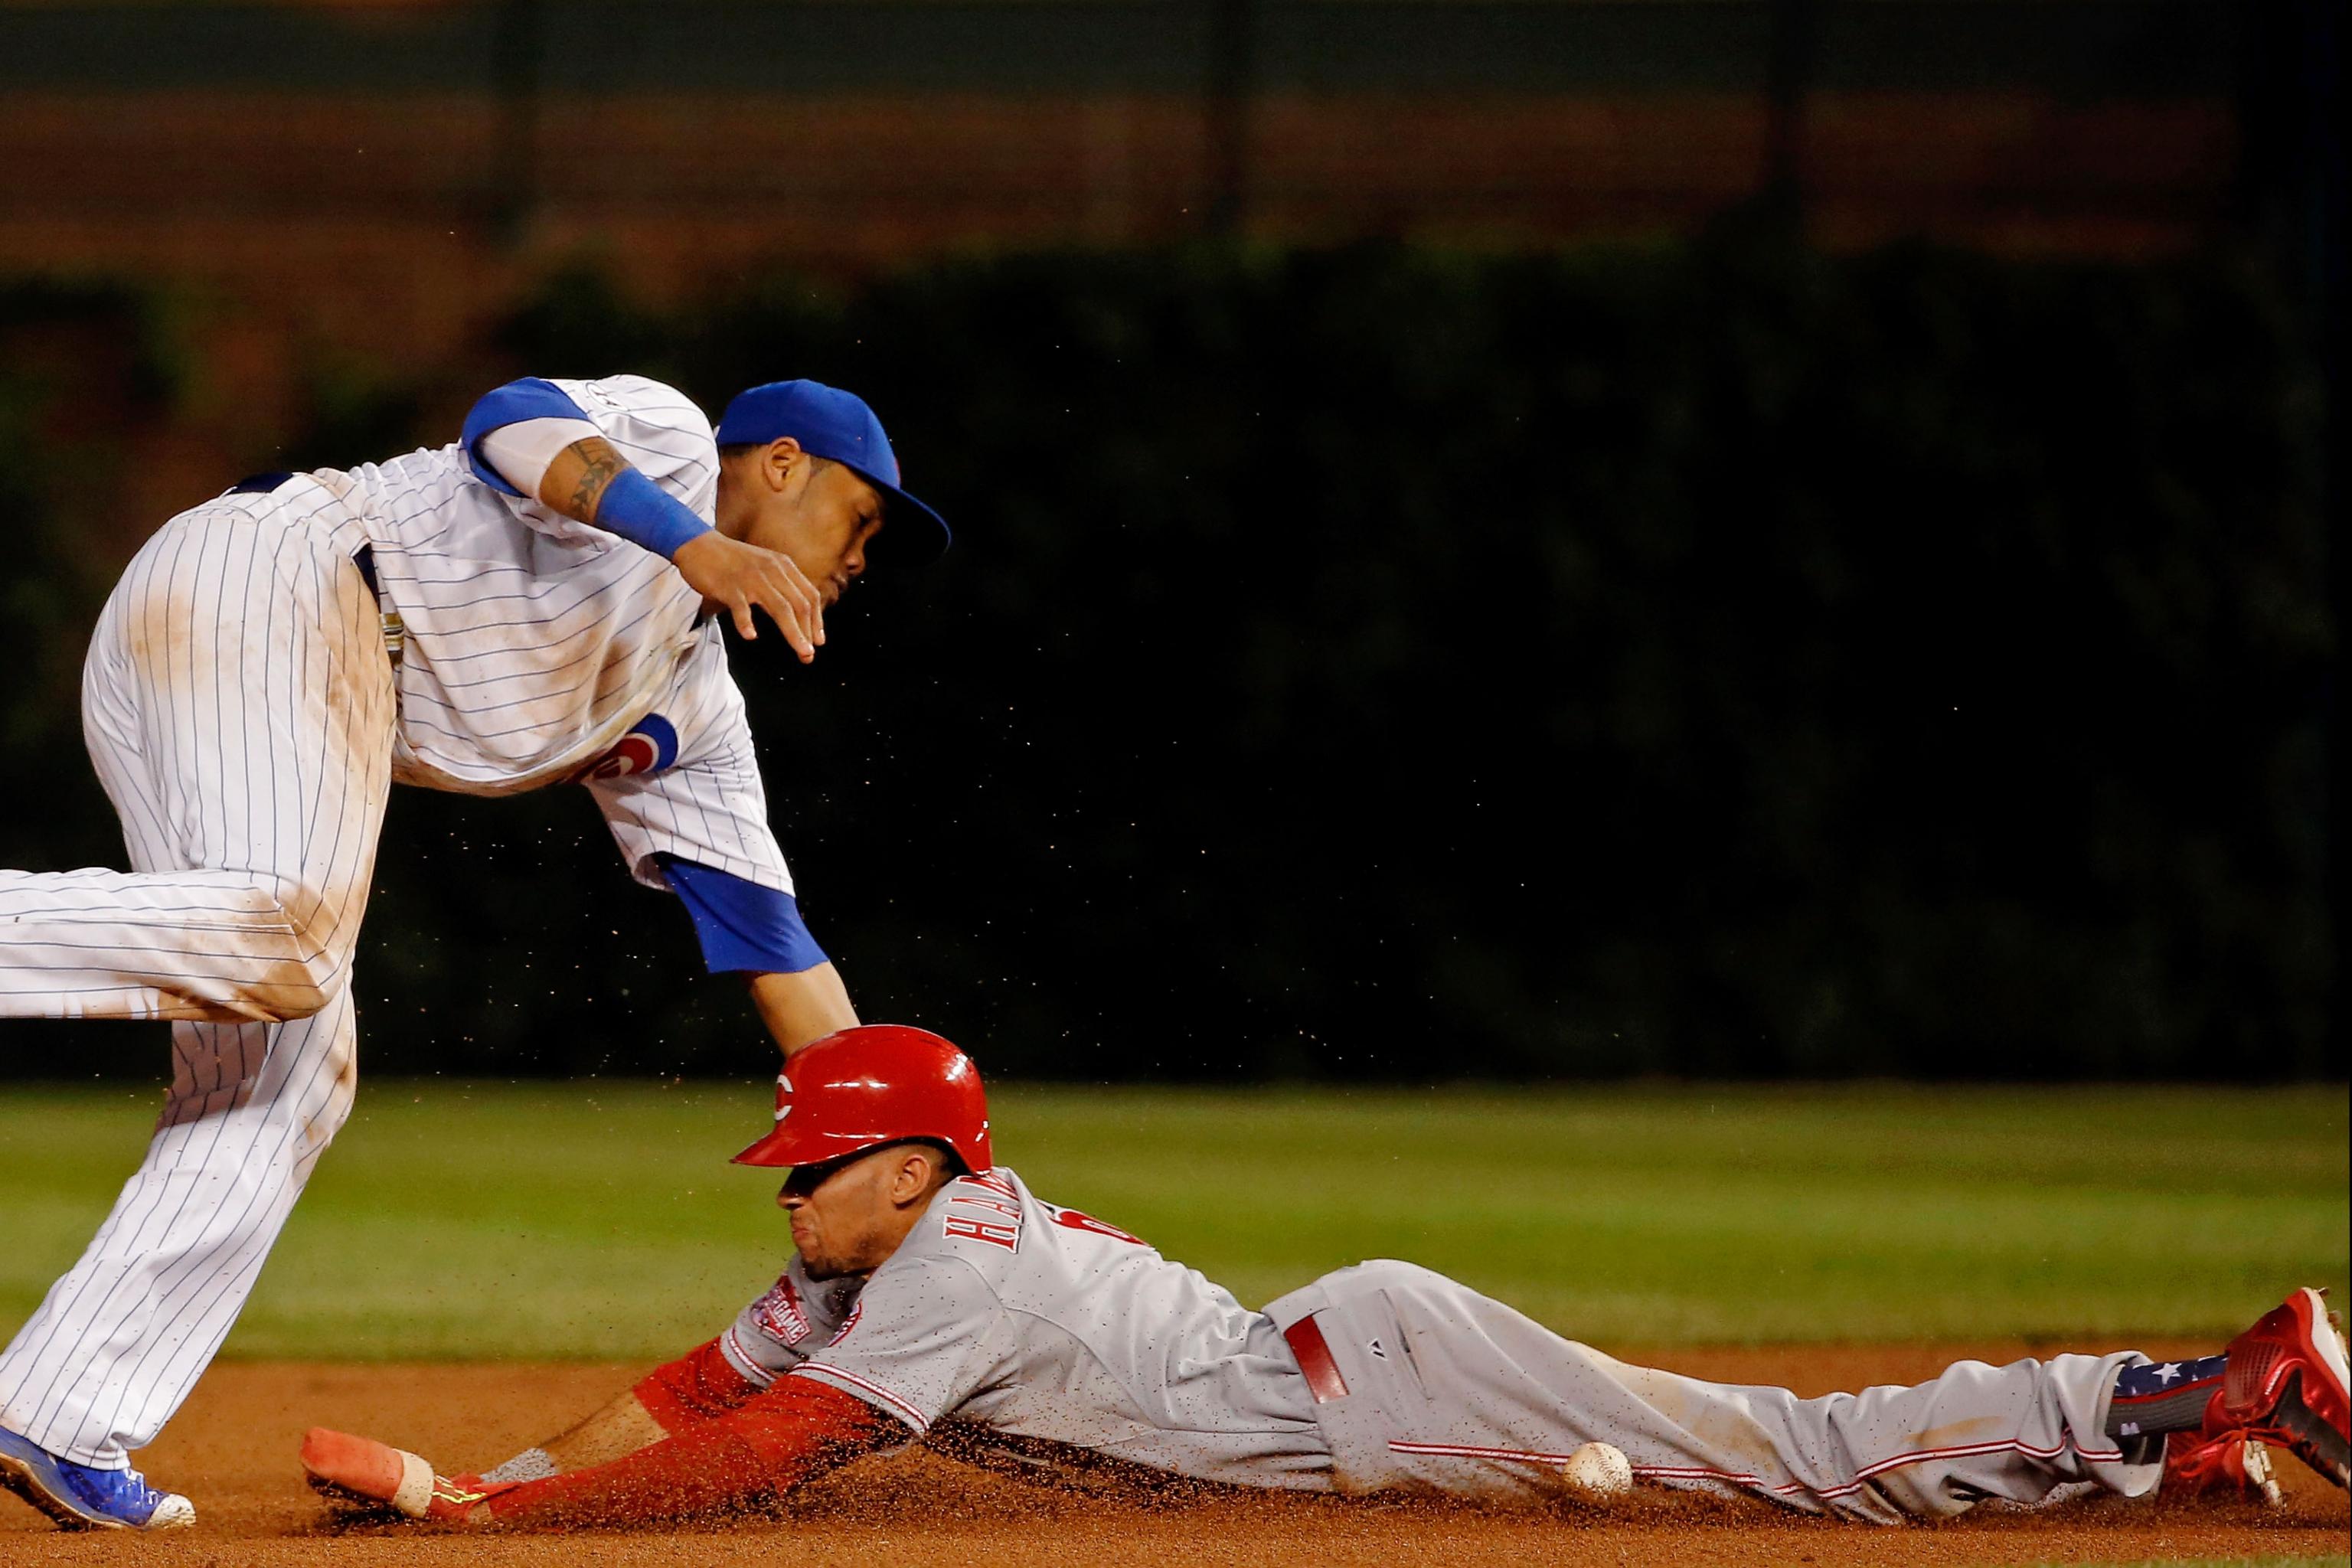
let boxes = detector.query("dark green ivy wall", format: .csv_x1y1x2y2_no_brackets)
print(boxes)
0,236,2331,1080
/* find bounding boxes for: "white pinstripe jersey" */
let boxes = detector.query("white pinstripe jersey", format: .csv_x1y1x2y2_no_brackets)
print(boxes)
321,374,790,893
717,1167,1329,1488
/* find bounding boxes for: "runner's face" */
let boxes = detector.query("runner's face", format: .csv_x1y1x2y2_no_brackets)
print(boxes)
777,1144,926,1279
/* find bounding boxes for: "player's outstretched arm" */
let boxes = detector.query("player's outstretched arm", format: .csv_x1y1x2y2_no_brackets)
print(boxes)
519,1389,670,1475
541,436,826,661
651,858,858,1057
470,1334,776,1485
303,1376,897,1528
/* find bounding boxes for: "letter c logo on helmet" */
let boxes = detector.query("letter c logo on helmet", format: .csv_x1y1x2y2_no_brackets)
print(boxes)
732,1024,991,1174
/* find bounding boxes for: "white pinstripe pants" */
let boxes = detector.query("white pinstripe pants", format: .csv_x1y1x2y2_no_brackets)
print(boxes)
0,492,391,1466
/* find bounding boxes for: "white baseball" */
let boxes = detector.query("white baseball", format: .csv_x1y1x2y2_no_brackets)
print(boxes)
1560,1440,1634,1501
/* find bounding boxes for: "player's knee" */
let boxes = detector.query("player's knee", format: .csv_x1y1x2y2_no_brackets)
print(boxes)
224,883,352,1023
234,946,342,1023
230,975,333,1024
252,953,347,1023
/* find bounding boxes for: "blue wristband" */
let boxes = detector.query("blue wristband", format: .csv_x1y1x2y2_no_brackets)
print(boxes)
595,467,714,559
661,856,829,975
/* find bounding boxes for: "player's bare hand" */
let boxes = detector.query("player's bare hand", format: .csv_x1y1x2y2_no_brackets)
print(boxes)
671,532,826,662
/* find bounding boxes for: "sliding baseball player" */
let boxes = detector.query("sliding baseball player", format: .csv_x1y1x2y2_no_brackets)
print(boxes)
302,1026,2350,1529
0,375,946,1530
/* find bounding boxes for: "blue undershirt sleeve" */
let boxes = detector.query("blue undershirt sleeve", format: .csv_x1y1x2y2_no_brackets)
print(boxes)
460,377,593,496
660,855,830,975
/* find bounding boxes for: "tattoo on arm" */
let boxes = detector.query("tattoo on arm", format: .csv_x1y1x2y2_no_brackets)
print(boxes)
564,438,626,525
537,434,628,524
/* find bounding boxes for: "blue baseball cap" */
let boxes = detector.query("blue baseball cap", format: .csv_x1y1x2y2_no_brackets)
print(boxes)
715,379,950,563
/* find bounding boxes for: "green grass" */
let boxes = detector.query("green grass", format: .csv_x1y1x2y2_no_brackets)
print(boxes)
0,1082,2343,1361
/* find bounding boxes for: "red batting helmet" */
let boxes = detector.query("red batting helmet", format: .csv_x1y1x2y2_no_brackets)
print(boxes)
732,1024,992,1174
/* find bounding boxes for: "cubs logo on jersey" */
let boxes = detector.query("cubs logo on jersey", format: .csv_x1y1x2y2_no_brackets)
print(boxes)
576,714,678,782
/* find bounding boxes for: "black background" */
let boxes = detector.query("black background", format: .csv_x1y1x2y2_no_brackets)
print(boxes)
2,232,2331,1081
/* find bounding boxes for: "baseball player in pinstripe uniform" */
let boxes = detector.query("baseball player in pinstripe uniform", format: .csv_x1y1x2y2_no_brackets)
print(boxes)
0,374,946,1530
300,1027,2350,1530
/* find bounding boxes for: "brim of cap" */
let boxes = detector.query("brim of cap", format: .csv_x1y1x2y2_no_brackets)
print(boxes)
731,1123,879,1168
846,467,951,567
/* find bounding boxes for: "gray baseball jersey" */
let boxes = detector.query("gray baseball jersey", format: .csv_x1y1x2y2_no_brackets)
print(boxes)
710,1171,2163,1521
717,1166,1331,1489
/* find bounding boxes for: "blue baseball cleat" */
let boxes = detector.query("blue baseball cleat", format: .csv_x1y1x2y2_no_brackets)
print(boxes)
0,1425,195,1530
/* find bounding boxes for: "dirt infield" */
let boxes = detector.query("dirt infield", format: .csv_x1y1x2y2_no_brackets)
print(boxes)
5,1346,2347,1566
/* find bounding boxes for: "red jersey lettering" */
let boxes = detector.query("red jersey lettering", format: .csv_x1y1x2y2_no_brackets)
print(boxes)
956,1171,1019,1201
942,1216,1021,1251
1047,1207,1149,1247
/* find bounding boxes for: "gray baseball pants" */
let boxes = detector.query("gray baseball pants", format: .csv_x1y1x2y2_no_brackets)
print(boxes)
1264,1259,2162,1523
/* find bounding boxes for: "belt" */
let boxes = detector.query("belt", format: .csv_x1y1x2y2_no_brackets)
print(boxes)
1282,1314,1351,1404
224,472,400,665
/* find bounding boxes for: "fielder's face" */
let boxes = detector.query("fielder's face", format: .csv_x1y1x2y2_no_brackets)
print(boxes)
718,439,887,608
776,1142,946,1279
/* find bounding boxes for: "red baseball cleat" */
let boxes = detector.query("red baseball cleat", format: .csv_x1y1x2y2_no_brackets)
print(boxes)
2163,1429,2283,1506
2216,1288,2350,1491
